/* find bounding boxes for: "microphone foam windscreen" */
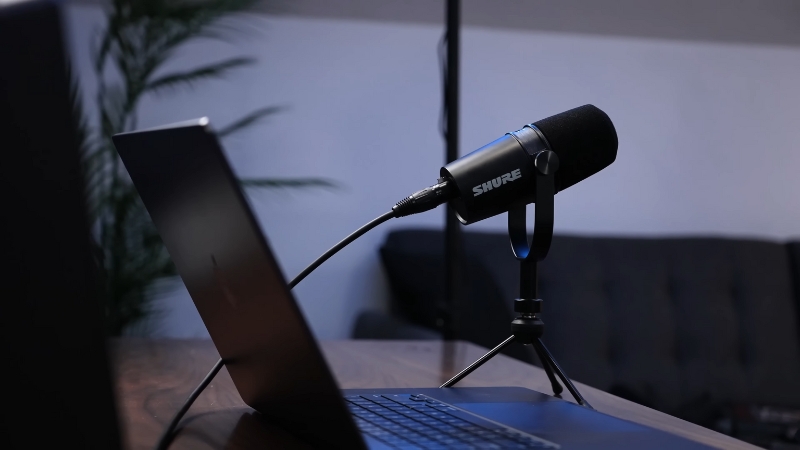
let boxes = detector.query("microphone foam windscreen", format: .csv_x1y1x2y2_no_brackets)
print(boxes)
533,104,618,193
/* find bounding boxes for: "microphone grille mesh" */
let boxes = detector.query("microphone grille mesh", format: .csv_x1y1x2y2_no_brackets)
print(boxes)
533,104,618,192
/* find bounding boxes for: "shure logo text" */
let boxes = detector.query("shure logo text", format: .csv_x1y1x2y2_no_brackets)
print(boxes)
472,169,522,197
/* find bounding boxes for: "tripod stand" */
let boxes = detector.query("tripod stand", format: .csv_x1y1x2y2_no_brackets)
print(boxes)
439,150,593,409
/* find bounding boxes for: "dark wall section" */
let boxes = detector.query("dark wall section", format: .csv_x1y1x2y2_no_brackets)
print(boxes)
262,0,800,48
71,0,800,47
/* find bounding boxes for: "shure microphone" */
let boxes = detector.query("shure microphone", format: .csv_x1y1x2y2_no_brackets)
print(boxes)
393,105,618,223
441,104,617,224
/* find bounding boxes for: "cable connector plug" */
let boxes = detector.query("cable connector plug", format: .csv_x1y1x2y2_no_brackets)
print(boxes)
393,178,456,217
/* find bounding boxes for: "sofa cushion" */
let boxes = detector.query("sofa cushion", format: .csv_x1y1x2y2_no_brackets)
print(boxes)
788,241,800,345
380,229,800,416
380,230,535,363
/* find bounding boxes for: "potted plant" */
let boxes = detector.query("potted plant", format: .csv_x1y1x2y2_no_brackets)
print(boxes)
73,0,333,335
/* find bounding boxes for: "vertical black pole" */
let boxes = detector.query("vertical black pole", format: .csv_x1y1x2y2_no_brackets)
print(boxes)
443,0,461,341
520,259,537,300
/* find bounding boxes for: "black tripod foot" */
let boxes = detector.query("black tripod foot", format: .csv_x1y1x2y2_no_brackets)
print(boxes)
535,338,593,410
439,335,593,410
440,335,516,388
531,340,563,396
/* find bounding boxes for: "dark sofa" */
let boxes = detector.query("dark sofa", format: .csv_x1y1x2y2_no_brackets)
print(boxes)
354,229,800,446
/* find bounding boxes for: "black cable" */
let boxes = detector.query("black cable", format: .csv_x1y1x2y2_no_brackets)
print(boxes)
154,175,457,449
155,358,224,450
153,209,404,450
286,210,396,290
158,23,458,447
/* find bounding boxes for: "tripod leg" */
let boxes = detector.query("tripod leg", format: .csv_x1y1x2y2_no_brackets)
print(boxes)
534,339,594,410
531,343,563,396
440,335,516,388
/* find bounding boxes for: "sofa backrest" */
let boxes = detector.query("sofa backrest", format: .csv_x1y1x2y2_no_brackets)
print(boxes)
381,229,800,417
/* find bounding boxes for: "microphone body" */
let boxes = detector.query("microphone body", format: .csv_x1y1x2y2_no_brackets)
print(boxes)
440,104,618,224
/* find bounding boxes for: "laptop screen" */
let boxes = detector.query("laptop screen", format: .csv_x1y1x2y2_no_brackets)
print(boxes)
113,120,364,448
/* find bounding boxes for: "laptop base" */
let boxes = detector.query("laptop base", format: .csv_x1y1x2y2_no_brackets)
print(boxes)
343,387,712,450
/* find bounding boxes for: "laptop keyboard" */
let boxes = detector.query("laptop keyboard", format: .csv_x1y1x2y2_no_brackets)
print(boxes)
345,393,558,449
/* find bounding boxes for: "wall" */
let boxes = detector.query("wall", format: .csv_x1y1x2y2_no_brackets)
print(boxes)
64,3,800,339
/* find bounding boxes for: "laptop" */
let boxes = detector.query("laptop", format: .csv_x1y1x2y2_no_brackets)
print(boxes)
113,119,712,449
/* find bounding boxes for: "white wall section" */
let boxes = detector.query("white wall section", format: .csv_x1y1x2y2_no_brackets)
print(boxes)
65,4,800,338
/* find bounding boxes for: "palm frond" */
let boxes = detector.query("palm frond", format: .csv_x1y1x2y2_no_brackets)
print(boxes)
67,66,92,159
106,0,260,60
217,106,284,138
66,63,107,227
144,56,255,95
86,0,340,335
240,178,340,190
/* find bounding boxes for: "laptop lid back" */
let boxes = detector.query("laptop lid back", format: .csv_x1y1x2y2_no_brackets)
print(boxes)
113,120,364,449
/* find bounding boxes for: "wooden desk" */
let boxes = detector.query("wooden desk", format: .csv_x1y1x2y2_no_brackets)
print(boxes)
113,339,757,450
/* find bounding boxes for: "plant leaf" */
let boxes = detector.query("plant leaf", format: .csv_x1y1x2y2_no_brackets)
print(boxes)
144,56,255,95
240,178,340,190
217,105,284,138
88,0,319,335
